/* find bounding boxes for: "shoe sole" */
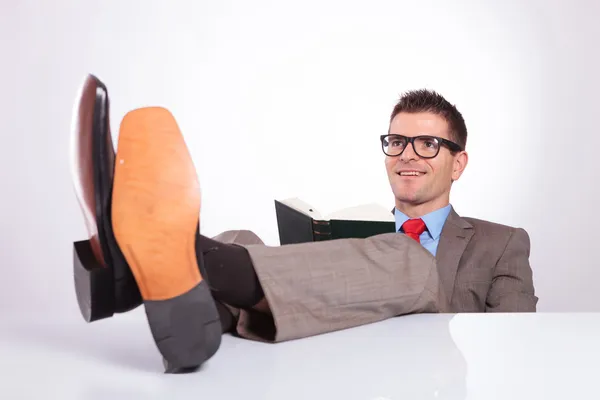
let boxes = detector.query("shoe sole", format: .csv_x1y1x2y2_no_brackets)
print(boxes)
70,74,141,322
111,107,221,372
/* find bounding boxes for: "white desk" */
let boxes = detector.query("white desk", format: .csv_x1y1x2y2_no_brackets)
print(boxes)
1,309,599,399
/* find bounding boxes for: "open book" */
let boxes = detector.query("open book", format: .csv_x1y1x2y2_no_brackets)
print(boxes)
274,197,396,245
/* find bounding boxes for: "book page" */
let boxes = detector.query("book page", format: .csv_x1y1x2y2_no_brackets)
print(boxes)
277,197,394,222
277,197,324,220
325,203,395,222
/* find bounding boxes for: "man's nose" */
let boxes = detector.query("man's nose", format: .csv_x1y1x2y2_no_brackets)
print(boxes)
399,142,419,162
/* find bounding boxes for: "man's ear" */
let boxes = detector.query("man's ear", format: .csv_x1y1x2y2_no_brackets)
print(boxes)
451,151,468,181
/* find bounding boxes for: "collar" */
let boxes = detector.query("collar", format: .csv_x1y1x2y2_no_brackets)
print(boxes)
394,204,452,240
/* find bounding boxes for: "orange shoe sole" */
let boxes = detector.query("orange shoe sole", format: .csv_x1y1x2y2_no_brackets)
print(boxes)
111,107,221,372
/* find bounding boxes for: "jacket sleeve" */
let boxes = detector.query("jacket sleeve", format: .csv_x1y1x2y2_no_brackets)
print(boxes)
485,227,538,312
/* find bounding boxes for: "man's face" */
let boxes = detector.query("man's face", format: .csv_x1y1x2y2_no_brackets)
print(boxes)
384,112,468,215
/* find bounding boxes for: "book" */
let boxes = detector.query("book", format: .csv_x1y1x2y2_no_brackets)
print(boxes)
274,197,397,245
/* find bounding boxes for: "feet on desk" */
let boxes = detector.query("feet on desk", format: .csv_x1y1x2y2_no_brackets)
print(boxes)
70,74,142,320
111,107,221,373
70,76,221,372
112,108,221,372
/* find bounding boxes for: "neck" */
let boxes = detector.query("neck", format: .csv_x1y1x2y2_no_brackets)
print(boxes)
395,198,450,219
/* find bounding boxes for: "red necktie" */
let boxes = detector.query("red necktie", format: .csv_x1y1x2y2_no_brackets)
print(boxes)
402,218,426,243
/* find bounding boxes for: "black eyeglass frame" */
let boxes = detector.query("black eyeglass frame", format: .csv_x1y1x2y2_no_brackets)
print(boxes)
379,134,463,158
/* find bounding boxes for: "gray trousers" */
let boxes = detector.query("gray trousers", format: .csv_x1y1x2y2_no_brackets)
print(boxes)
211,229,448,342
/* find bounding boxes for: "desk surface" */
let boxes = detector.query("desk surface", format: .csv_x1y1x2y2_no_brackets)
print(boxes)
1,310,599,400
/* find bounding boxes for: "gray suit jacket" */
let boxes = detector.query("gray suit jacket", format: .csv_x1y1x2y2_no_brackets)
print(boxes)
436,207,537,313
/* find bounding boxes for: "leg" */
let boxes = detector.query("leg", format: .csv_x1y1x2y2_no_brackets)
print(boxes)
196,232,265,310
197,230,448,343
197,230,267,333
243,233,448,342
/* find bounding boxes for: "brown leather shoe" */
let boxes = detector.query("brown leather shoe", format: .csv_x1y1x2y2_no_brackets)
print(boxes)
70,74,142,322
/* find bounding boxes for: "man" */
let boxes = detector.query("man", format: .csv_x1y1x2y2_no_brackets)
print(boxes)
202,89,537,338
72,82,537,373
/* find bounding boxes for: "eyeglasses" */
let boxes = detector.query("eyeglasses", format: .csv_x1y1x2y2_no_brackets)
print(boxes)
380,134,463,158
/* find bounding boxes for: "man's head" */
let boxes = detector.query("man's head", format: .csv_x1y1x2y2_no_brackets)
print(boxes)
382,89,468,217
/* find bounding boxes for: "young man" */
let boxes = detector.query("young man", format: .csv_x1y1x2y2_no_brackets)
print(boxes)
73,83,536,373
198,90,537,340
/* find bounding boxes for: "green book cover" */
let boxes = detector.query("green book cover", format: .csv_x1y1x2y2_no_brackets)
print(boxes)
274,198,396,245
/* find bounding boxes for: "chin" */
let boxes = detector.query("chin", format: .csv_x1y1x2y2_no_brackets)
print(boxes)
392,184,418,198
393,191,421,204
397,197,423,206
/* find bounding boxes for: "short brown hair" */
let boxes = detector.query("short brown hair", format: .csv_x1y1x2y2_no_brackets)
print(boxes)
389,89,467,150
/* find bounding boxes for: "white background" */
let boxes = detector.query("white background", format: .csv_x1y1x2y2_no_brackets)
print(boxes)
1,0,598,319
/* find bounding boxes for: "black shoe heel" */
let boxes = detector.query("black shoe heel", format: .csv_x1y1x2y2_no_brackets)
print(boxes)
73,239,115,322
144,281,222,373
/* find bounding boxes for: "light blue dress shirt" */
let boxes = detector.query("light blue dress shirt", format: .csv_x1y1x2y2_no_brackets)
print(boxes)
394,204,452,256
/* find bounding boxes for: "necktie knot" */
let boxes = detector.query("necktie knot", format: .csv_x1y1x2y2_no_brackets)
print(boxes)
402,218,426,243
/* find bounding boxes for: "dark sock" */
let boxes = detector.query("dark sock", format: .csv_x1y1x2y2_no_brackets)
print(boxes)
195,234,264,309
215,300,236,333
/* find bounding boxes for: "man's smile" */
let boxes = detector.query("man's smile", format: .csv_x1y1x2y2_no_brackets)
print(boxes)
397,169,427,177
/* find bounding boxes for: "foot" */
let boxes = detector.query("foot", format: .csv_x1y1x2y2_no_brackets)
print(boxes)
111,107,221,372
70,74,141,322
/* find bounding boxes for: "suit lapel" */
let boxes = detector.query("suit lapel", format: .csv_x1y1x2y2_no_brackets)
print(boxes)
435,207,474,303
